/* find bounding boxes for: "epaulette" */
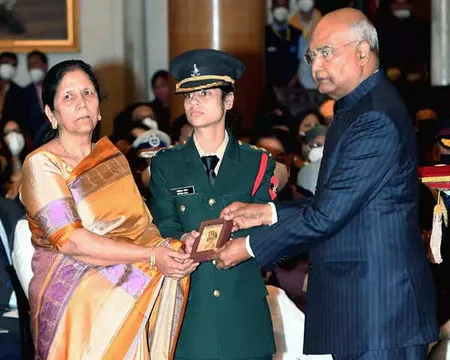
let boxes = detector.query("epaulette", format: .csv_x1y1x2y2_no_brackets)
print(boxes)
153,145,174,157
238,140,272,156
152,142,188,158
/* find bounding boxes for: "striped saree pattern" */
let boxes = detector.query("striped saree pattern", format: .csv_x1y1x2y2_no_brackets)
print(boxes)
20,137,189,359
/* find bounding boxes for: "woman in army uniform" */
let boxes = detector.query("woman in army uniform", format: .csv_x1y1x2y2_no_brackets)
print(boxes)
149,49,277,360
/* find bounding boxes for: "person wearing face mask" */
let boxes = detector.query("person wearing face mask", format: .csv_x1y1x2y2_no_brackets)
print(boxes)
0,52,24,127
296,124,327,195
23,51,47,147
265,0,303,88
1,120,28,199
22,50,48,142
289,0,322,90
289,0,321,37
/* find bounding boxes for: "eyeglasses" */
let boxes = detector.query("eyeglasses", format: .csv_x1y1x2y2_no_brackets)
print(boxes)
303,40,360,65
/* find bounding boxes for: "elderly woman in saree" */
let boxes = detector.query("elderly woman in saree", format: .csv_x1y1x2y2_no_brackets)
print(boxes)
19,59,198,360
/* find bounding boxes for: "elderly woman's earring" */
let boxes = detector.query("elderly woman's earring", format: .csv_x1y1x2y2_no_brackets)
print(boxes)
98,115,102,121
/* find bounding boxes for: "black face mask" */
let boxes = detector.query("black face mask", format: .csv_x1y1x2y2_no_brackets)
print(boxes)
441,154,450,165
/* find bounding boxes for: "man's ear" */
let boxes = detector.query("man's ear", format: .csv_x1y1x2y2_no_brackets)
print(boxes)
357,41,371,67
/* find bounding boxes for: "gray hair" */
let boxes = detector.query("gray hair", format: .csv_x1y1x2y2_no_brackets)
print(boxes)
350,18,379,54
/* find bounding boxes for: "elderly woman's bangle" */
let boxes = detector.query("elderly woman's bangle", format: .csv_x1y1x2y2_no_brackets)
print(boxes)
149,247,156,271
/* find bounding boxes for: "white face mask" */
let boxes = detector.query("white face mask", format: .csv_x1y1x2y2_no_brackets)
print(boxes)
393,9,410,19
274,161,289,191
5,132,25,155
29,68,45,83
273,7,289,23
308,146,323,162
0,63,16,81
298,0,314,12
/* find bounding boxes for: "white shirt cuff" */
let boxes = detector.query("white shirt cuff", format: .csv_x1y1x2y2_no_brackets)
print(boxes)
245,203,277,258
268,202,278,225
245,236,255,257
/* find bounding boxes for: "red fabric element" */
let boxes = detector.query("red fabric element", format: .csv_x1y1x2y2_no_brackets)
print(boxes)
251,153,269,196
419,165,450,189
418,165,450,178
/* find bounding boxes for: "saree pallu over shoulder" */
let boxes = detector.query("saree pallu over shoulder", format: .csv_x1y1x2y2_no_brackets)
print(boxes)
20,137,189,359
21,137,156,249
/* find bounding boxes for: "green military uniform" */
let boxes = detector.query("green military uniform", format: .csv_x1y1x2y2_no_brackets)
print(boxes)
149,49,276,359
149,129,276,359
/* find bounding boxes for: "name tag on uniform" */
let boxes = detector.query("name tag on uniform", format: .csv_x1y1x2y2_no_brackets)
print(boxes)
171,186,195,196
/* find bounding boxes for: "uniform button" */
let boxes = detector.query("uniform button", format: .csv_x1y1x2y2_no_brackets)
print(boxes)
213,289,220,297
208,198,216,207
180,205,186,212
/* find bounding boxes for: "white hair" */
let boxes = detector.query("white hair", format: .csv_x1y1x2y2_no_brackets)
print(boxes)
350,18,379,54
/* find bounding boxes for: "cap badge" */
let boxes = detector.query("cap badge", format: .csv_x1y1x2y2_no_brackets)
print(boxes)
149,133,161,148
191,63,201,77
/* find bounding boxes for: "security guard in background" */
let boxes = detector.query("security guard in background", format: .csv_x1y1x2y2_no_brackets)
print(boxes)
265,0,302,88
149,49,277,359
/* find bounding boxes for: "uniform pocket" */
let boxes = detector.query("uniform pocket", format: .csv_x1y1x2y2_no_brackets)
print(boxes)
173,194,204,229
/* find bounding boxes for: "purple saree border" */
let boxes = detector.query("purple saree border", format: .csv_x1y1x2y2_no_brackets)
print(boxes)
98,264,152,299
35,256,91,360
34,197,81,239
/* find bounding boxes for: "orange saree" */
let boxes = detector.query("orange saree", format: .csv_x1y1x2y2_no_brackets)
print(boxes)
19,137,189,360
